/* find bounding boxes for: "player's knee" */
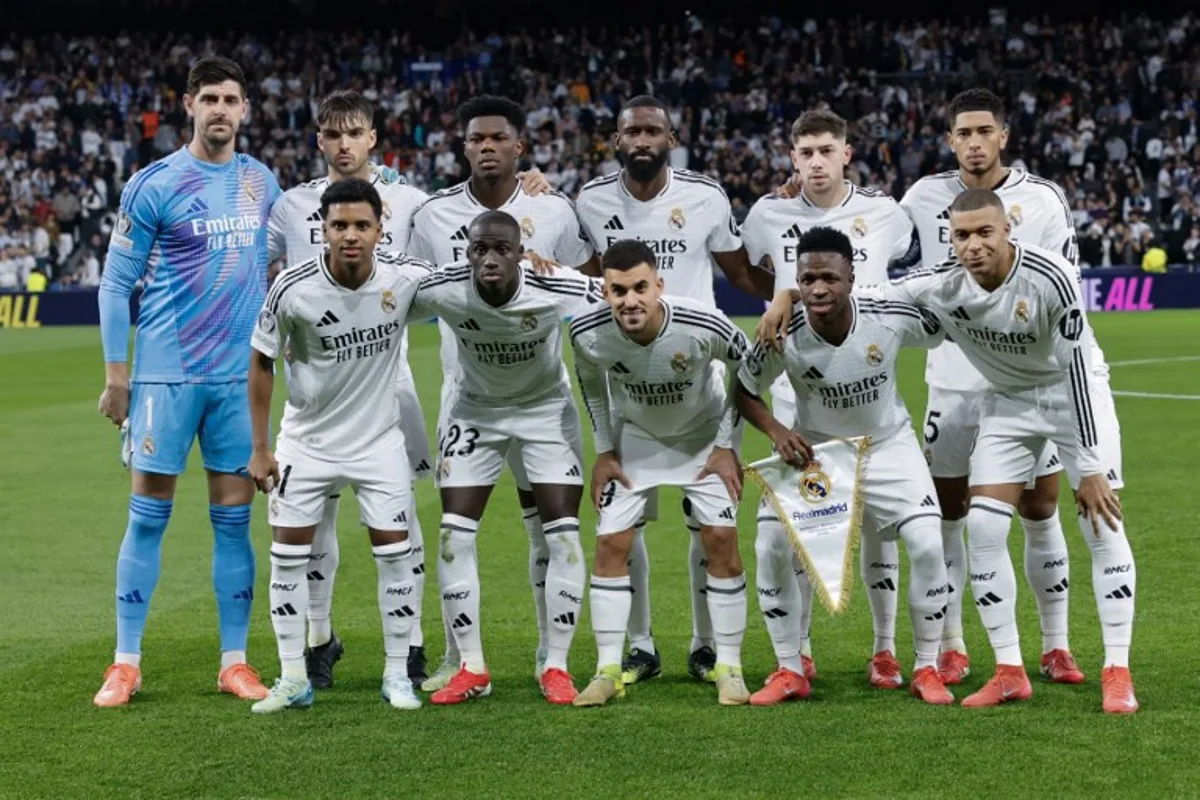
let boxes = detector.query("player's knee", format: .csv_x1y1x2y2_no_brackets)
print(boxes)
933,477,969,520
699,526,742,575
898,516,944,573
516,487,537,510
755,523,787,562
1018,485,1059,521
594,531,634,575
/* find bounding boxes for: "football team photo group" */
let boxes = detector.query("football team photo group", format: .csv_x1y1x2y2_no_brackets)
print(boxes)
87,51,1142,722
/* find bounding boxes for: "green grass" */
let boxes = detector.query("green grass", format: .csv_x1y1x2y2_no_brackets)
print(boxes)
1,312,1198,799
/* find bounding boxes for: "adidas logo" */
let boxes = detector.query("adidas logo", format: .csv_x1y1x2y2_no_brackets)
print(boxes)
718,507,735,521
870,578,896,592
187,197,210,215
924,605,947,622
937,208,950,220
1106,469,1119,482
611,361,631,374
780,223,805,239
316,310,340,328
950,307,971,321
306,210,322,222
975,591,1004,607
603,215,624,231
388,605,416,618
566,464,581,478
232,588,253,601
458,318,482,331
1045,454,1061,469
947,582,956,594
118,589,146,604
393,511,407,524
920,495,938,508
1045,578,1069,594
762,608,788,619
415,459,431,472
412,563,425,575
553,612,577,626
451,612,473,630
1105,584,1133,600
306,570,325,582
450,225,471,241
271,603,299,617
802,366,824,380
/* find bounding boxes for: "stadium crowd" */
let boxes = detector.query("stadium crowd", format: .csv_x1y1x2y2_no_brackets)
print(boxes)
1,10,1198,289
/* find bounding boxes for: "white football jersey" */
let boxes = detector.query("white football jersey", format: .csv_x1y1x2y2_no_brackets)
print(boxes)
408,180,595,386
569,296,749,453
872,242,1101,474
899,167,1107,391
741,182,920,290
251,251,431,461
267,170,428,265
575,168,742,308
737,296,943,441
411,261,603,404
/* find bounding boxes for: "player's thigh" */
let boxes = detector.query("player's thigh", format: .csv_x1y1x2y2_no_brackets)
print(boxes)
396,376,433,482
129,382,203,476
436,409,508,490
862,429,941,539
969,393,1044,489
922,386,978,480
197,381,253,476
270,440,341,529
514,394,586,488
351,433,415,530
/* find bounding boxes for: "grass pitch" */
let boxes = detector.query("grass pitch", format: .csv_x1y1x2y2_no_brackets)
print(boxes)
1,311,1198,798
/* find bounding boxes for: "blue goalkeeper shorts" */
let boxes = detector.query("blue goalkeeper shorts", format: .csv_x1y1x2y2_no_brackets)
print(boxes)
127,382,252,476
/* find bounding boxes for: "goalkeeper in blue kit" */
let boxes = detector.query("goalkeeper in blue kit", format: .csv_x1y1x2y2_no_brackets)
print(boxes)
94,56,281,707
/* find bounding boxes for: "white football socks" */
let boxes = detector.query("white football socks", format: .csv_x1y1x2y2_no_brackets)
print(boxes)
524,507,549,652
939,517,969,653
706,573,746,669
407,501,425,650
269,542,311,681
438,514,484,673
590,574,632,669
625,524,655,654
756,521,804,675
374,540,415,679
1079,514,1137,668
1020,514,1071,653
306,495,340,648
898,517,950,670
860,534,899,655
794,558,814,658
542,518,584,672
966,497,1022,666
687,520,715,653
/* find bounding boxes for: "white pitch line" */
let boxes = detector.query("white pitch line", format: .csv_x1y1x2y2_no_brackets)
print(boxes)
1112,391,1200,401
1108,356,1200,367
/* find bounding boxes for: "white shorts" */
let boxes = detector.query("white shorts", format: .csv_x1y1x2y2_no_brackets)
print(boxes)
435,389,584,489
270,429,413,530
924,385,1061,485
396,368,432,482
858,427,943,536
969,380,1123,492
769,373,797,429
596,424,737,535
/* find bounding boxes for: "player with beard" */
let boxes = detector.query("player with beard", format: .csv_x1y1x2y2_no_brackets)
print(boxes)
570,95,774,687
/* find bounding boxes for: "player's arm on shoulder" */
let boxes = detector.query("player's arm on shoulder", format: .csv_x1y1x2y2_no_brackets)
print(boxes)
732,342,812,465
713,246,775,301
899,305,946,349
888,207,922,272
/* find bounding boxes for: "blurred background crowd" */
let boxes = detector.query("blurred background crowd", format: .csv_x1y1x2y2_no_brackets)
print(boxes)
1,6,1198,289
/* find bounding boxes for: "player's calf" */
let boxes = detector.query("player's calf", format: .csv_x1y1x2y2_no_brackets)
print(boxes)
699,524,748,701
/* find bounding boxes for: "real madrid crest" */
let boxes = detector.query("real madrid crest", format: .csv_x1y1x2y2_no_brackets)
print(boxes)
668,207,686,231
381,290,397,313
520,216,536,238
242,180,258,202
520,312,538,332
865,343,884,366
671,351,690,374
258,309,276,333
270,496,280,516
142,436,156,456
1008,204,1023,226
381,199,392,220
798,464,832,505
851,216,868,238
1014,298,1030,324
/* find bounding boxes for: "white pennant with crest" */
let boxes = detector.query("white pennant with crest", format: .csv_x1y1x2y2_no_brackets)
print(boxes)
746,436,871,615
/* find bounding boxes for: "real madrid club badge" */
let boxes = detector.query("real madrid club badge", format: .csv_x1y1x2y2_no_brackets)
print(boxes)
258,309,276,333
243,180,258,203
668,207,686,230
1014,298,1030,324
865,343,884,366
851,216,868,238
798,464,832,504
520,312,538,332
381,199,392,220
520,216,536,238
381,290,397,313
142,435,156,456
270,497,280,516
1008,204,1023,226
671,351,689,373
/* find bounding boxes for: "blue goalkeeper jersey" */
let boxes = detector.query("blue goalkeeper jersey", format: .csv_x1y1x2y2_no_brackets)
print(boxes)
100,146,281,384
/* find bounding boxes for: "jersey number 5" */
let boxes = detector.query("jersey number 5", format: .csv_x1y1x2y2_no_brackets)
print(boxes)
924,410,941,444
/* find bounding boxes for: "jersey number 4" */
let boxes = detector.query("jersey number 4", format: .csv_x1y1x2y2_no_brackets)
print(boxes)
440,423,480,459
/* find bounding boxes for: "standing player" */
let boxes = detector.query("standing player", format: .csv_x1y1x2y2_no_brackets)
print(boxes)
573,95,774,685
408,95,597,691
569,240,751,707
408,211,602,705
899,88,1116,686
734,227,953,706
266,89,433,687
247,179,431,713
740,109,922,687
871,189,1136,713
94,57,280,707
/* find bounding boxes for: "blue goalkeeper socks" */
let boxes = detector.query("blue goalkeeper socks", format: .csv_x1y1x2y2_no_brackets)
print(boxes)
210,503,255,653
115,495,173,656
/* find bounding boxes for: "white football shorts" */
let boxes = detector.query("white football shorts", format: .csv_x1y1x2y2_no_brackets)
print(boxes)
269,428,413,530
